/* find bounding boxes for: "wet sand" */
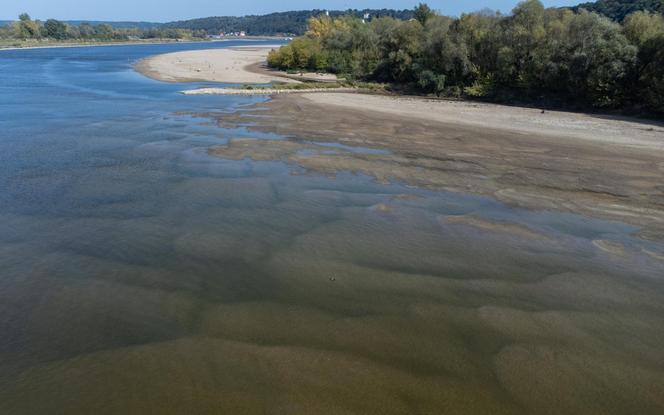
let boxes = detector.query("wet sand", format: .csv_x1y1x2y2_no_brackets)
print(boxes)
210,93,664,240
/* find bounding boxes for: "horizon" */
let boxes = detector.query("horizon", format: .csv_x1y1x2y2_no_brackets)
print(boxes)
2,0,579,23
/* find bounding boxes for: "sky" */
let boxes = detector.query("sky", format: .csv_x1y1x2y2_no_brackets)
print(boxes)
3,0,581,22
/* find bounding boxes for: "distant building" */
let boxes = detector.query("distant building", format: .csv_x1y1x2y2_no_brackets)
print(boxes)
239,31,246,37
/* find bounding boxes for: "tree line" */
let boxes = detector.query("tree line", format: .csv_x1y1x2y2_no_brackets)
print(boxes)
573,0,663,21
0,14,207,42
267,1,664,114
163,9,414,36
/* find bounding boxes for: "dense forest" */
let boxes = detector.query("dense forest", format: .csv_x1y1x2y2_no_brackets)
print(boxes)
267,1,664,115
163,9,414,36
573,0,663,21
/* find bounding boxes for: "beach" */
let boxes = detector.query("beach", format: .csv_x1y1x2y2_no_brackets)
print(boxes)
135,46,295,84
135,46,340,87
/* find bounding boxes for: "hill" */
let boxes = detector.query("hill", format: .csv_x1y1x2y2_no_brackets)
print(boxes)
573,0,664,20
164,9,414,35
64,20,162,29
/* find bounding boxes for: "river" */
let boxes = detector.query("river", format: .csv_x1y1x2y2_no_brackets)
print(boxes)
1,41,663,414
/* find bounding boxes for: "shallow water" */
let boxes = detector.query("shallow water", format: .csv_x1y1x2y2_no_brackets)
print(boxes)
1,42,664,414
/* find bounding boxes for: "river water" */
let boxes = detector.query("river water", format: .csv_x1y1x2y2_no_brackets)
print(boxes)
1,41,663,414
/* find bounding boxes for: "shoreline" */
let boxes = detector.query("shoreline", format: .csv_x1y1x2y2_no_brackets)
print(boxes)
210,92,664,240
181,87,358,95
135,46,295,84
134,46,341,86
133,46,664,239
0,37,284,52
0,39,204,52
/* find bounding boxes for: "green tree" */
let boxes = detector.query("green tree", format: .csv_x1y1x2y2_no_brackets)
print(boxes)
66,24,80,39
379,19,425,82
420,16,473,93
636,34,664,113
563,11,637,107
622,11,664,45
414,3,435,26
497,0,547,88
94,24,115,40
14,13,41,39
573,0,664,21
44,19,68,40
266,3,661,112
78,23,95,38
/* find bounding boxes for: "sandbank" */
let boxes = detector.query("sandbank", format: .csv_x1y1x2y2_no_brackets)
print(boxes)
135,46,295,84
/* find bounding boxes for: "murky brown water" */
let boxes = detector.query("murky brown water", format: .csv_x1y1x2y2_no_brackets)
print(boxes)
1,43,664,414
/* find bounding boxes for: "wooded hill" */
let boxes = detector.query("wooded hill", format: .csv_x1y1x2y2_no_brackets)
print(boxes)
161,1,664,35
573,0,663,21
162,9,414,35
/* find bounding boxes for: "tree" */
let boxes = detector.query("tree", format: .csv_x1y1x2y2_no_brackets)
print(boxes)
379,19,425,82
14,13,40,39
498,0,547,88
307,15,345,39
266,2,661,111
94,24,115,40
414,3,435,26
622,11,664,45
573,0,664,21
636,34,664,113
421,16,473,91
44,19,68,40
78,23,95,38
563,11,637,107
66,24,81,39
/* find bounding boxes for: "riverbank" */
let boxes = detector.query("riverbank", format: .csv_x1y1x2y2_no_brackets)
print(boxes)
0,37,285,51
209,92,664,240
134,46,664,239
135,46,295,84
182,86,358,95
135,46,341,86
0,38,203,51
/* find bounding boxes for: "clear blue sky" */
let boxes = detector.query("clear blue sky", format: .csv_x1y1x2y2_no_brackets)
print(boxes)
3,0,580,22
